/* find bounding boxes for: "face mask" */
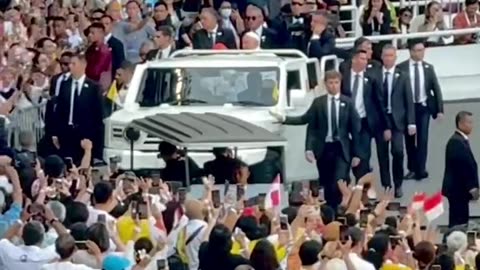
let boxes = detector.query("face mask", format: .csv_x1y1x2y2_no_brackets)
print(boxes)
220,8,232,18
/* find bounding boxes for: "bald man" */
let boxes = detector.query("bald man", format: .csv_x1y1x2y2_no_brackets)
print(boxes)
192,7,237,49
241,31,261,50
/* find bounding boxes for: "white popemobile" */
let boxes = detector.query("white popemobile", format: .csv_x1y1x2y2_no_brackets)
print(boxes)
104,49,326,185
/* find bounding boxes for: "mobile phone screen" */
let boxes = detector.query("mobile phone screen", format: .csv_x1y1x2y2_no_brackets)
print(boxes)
386,202,401,211
131,201,138,218
309,180,319,197
337,216,346,225
280,214,288,230
65,157,73,170
236,185,245,201
340,225,348,243
75,241,88,250
467,231,476,246
212,190,221,208
97,214,106,224
157,259,167,270
178,188,187,204
257,193,266,210
137,202,148,220
360,210,369,228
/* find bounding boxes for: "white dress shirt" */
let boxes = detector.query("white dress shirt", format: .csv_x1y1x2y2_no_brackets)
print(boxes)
41,261,96,270
408,60,427,104
326,93,340,142
209,25,219,45
160,45,172,59
104,33,112,43
68,75,86,125
350,70,366,118
0,239,59,270
383,66,395,113
349,253,376,270
184,219,208,270
254,26,264,41
55,73,70,97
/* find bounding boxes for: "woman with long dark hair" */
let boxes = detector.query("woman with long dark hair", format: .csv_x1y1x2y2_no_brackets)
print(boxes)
198,224,249,270
250,239,280,270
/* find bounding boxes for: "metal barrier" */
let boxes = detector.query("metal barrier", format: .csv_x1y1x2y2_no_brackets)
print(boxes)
335,27,480,48
7,102,47,149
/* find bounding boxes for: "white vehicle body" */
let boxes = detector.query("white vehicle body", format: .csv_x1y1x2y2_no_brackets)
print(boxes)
105,50,325,182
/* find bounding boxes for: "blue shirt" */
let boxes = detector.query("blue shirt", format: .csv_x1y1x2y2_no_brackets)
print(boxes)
0,202,22,238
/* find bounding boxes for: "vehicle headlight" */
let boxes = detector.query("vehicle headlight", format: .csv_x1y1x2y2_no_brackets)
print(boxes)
123,127,141,142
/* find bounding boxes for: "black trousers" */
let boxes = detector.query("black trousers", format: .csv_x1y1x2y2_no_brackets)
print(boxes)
59,125,85,165
377,114,405,189
448,196,469,227
352,118,385,181
405,104,430,174
316,141,349,209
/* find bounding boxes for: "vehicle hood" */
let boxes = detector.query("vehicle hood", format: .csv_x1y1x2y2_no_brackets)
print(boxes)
108,106,281,133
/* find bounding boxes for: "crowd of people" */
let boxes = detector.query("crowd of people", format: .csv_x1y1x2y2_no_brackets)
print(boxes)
0,0,477,270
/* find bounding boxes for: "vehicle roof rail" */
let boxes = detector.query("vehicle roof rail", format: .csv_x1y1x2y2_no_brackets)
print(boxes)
169,49,309,60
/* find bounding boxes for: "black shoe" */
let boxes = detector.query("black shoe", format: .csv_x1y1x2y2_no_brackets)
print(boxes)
394,187,403,198
404,171,416,180
415,171,429,180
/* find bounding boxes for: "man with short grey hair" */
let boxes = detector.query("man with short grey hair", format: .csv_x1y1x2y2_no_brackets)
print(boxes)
0,220,59,270
42,201,67,247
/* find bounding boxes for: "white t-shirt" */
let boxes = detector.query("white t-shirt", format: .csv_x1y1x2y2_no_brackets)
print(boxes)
0,239,59,270
41,261,96,270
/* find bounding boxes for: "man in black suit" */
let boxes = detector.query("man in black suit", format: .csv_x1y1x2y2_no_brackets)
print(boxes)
398,40,444,180
146,25,175,60
193,7,237,49
307,11,335,64
243,1,279,49
442,111,479,227
339,38,381,75
341,49,390,181
374,44,415,198
271,70,361,208
41,51,73,156
102,14,125,80
51,54,104,164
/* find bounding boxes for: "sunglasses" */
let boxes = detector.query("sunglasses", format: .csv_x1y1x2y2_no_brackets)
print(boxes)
245,16,257,21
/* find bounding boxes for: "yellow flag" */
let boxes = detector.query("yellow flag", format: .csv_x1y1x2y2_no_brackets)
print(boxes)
272,83,279,102
107,80,118,102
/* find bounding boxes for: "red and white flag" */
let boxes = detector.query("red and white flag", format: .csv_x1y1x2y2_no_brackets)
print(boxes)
423,192,444,222
412,192,427,211
265,174,281,209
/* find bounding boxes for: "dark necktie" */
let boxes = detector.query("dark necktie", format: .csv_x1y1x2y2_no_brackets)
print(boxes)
352,74,360,102
414,63,421,103
331,97,338,140
383,71,390,109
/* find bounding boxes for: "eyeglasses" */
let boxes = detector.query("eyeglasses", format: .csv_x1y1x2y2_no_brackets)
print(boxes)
245,16,257,21
292,2,304,6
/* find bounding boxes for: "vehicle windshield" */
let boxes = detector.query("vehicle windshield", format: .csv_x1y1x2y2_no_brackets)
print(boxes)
136,67,280,107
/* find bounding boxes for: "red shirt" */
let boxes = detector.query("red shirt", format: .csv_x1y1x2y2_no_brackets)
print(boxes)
85,42,112,81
